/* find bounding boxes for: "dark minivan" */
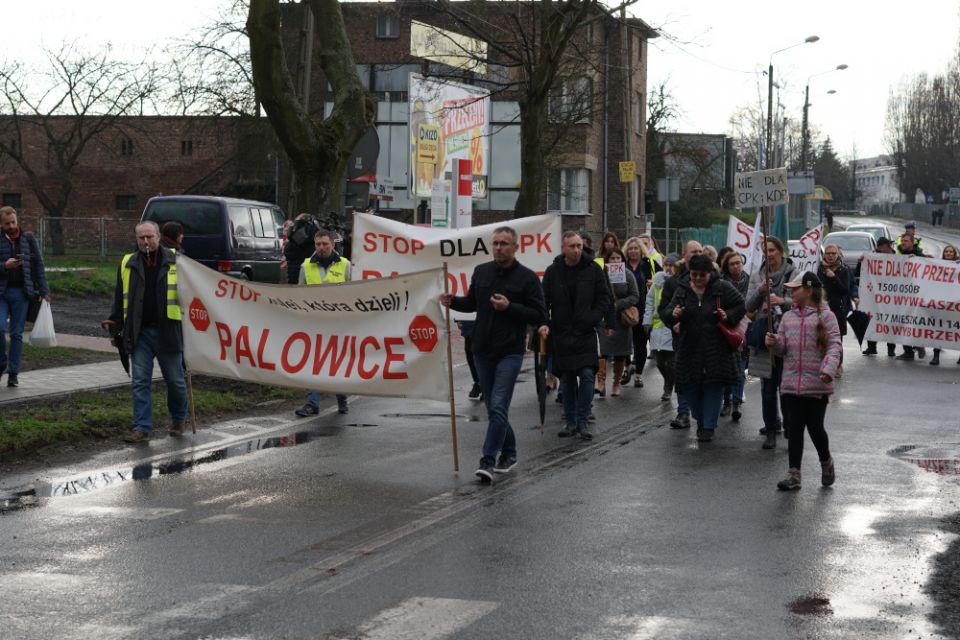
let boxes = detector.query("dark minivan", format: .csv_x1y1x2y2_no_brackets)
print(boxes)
141,195,286,282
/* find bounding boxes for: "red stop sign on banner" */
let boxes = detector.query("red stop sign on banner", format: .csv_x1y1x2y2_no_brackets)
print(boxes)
189,298,210,332
408,315,438,352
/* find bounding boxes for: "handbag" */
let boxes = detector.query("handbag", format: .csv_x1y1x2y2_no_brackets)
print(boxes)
619,306,640,326
715,296,746,351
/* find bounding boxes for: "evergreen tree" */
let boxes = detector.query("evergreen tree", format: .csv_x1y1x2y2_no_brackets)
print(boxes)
812,138,851,205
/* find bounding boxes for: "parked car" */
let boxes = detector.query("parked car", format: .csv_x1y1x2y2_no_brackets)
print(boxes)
141,195,286,282
845,223,895,244
820,231,877,272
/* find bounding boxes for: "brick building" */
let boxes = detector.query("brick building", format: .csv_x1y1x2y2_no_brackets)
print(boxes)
284,0,657,238
0,116,278,221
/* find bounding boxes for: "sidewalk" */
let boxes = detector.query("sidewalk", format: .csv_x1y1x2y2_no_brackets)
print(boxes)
1,333,150,405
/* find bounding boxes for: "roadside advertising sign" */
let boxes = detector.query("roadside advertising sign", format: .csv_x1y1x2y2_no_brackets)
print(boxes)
177,256,449,401
409,73,490,200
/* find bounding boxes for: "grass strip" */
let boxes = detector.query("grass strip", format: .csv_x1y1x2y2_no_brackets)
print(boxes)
43,256,118,298
0,378,302,459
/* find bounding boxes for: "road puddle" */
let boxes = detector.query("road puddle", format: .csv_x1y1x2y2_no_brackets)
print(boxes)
0,425,345,515
889,443,960,475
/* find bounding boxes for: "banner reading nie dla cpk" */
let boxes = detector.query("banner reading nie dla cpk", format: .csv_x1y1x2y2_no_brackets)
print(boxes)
860,253,960,350
735,168,788,209
351,212,561,301
177,256,449,401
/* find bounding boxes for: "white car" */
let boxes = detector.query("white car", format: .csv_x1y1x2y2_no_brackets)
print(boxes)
820,231,877,272
846,223,895,244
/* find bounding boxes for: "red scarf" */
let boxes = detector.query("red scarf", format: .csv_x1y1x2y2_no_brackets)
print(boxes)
3,226,20,253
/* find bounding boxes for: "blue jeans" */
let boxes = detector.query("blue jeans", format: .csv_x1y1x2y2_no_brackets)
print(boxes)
561,366,595,428
686,382,726,429
0,287,29,374
131,327,188,433
761,356,784,430
306,391,347,408
474,353,523,465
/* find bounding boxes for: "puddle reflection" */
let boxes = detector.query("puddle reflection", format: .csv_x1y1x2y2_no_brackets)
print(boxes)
0,427,340,514
889,443,960,476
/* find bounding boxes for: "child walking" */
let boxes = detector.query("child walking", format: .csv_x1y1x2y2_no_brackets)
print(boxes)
765,272,842,491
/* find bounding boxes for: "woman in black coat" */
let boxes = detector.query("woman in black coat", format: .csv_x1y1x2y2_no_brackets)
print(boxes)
817,244,851,339
663,254,746,443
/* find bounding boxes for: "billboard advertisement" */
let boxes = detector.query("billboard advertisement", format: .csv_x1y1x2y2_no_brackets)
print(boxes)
409,73,490,200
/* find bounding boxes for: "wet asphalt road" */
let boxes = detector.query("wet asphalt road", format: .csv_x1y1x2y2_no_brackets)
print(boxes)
2,339,959,640
1,216,959,639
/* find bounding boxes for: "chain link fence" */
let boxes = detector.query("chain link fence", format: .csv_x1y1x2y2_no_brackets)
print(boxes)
16,215,139,256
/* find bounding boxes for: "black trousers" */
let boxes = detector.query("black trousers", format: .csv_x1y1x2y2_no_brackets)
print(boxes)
628,324,647,373
464,336,479,384
781,394,831,470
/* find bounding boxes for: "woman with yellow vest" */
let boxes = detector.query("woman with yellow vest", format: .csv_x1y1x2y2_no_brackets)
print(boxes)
104,221,187,443
295,229,352,416
642,253,679,402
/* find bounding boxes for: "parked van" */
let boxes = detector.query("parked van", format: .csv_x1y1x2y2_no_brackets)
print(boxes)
141,196,286,282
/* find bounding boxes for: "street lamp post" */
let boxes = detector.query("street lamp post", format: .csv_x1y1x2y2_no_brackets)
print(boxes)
801,64,848,171
766,35,819,170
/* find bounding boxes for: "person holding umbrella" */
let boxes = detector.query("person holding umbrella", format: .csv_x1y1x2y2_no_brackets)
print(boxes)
104,221,188,443
441,226,546,484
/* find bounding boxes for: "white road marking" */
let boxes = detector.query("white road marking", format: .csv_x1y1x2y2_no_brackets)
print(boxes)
330,597,498,640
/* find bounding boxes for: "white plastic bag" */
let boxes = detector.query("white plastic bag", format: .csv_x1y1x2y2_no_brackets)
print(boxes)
29,300,57,348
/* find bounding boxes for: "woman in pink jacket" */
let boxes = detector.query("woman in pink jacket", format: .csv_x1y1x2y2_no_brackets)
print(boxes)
765,271,842,491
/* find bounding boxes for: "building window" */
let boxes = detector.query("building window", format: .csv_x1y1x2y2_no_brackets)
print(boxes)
2,193,22,209
549,76,593,124
636,91,644,135
116,195,136,211
547,169,590,215
181,140,193,156
376,12,400,39
120,138,134,156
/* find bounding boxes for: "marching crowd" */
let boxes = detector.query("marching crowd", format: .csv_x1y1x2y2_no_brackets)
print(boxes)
2,210,949,495
444,221,945,491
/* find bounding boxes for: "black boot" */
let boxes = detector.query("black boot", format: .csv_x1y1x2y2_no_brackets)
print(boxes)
762,428,776,449
931,350,941,366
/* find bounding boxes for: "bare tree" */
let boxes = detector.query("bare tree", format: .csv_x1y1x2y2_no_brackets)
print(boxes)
432,0,642,218
166,0,259,118
247,0,374,214
0,45,158,254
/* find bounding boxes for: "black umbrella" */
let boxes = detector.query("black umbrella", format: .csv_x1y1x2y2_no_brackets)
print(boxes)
533,334,547,433
847,309,871,346
102,321,130,376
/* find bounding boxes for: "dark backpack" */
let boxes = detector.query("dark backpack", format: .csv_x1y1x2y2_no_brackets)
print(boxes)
289,216,321,247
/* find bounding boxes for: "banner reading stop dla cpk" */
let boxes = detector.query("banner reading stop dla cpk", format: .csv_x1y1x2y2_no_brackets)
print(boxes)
177,256,450,401
351,212,561,318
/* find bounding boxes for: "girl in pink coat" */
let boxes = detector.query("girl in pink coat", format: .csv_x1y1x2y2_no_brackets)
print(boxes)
765,271,842,491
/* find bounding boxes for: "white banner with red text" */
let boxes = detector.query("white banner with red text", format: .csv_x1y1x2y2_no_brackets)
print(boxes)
859,253,960,350
351,212,561,317
789,223,825,275
177,256,450,401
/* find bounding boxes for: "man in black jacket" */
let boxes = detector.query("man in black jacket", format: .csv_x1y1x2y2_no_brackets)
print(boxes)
441,226,547,483
104,221,187,443
538,231,612,441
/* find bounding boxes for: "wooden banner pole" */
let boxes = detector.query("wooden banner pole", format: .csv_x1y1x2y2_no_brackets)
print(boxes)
443,262,460,472
186,370,198,435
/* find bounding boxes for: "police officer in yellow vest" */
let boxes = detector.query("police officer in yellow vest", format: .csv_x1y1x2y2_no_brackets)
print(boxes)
104,221,187,443
296,229,351,416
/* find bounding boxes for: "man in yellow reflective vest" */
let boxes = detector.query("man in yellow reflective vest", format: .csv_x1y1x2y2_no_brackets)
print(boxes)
104,221,187,443
295,229,352,416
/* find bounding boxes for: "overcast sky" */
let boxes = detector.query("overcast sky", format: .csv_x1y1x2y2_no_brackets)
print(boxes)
641,0,960,160
5,0,959,161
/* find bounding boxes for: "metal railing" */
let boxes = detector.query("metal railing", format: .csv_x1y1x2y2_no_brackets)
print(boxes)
16,215,138,256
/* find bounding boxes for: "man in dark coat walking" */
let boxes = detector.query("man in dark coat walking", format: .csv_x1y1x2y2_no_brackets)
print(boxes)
442,226,547,483
539,231,612,440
